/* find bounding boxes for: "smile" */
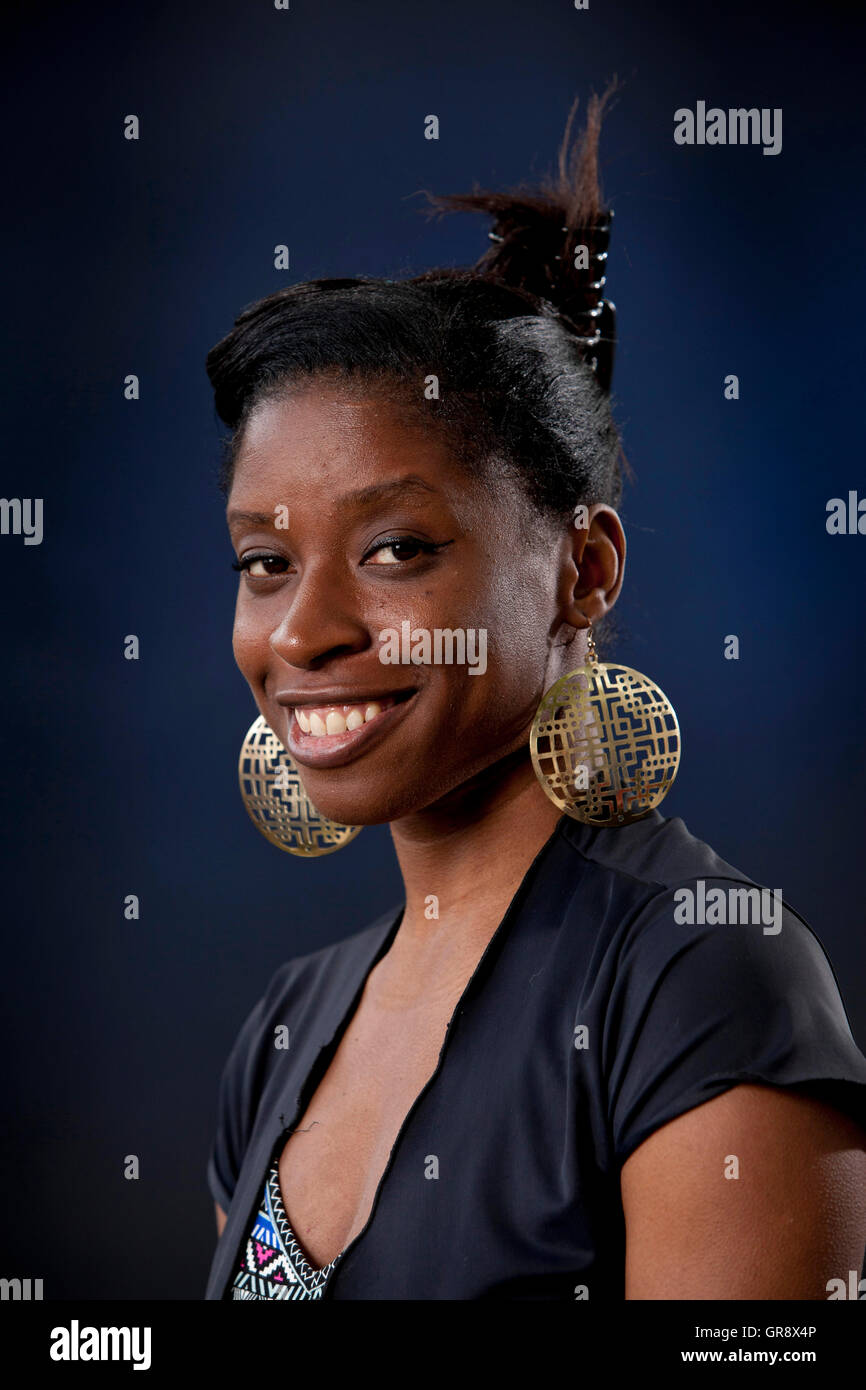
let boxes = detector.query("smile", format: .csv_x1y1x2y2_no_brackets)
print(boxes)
295,696,402,737
277,688,417,769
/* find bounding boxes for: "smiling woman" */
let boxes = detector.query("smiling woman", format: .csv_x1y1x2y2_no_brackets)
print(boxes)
202,89,866,1301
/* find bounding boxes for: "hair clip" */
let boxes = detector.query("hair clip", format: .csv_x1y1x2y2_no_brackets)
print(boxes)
485,209,616,391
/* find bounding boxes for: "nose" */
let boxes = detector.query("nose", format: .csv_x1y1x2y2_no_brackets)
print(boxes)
267,560,371,669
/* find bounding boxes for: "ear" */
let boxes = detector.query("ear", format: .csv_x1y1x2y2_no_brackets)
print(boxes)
561,504,626,631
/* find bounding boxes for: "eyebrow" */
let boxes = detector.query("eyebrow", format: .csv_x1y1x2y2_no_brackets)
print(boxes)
226,474,439,526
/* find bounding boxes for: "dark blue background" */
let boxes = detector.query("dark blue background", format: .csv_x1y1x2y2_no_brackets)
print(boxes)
1,0,863,1298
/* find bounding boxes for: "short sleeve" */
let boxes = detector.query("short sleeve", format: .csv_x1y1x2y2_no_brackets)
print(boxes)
605,880,866,1165
206,988,270,1214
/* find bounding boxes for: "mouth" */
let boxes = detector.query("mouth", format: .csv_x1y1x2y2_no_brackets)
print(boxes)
277,688,418,769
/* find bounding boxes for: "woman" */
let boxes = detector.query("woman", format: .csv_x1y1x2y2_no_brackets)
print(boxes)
203,93,866,1300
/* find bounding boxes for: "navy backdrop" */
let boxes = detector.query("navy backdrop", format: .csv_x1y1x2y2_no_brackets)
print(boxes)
1,0,863,1298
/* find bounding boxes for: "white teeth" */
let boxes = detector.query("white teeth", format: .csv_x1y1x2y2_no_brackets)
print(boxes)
296,698,398,737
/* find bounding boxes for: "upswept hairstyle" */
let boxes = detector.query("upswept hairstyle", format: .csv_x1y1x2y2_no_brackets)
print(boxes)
207,82,624,546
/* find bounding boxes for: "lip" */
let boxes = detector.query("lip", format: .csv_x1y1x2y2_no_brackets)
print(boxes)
275,688,417,709
276,688,418,769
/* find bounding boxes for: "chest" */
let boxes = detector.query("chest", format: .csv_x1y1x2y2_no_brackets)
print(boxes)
277,983,463,1270
213,930,619,1301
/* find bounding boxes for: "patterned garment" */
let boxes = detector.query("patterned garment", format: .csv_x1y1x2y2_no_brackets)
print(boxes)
230,1158,342,1300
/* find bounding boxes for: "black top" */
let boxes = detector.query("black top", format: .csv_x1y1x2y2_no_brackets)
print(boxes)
205,810,866,1300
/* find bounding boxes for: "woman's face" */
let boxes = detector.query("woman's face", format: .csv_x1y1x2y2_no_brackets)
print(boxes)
227,382,614,826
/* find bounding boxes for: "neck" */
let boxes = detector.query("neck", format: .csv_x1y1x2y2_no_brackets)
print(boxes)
387,748,563,958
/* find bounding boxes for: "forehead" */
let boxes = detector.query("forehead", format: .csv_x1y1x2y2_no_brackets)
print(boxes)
232,385,465,495
225,383,548,552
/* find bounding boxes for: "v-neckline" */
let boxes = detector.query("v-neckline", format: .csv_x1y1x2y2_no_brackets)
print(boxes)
272,812,567,1285
271,904,404,1274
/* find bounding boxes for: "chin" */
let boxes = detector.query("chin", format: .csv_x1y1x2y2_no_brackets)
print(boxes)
300,781,398,828
299,776,437,828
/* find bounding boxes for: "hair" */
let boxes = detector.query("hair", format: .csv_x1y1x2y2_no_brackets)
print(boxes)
207,82,626,635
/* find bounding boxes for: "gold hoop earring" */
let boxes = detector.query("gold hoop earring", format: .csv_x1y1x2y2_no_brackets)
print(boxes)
238,715,362,857
529,627,681,827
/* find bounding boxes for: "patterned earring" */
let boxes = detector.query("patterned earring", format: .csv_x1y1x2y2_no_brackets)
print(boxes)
238,715,362,856
529,625,681,827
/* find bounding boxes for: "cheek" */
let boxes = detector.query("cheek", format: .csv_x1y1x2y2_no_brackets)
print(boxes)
466,646,546,737
464,582,554,722
231,595,269,687
442,607,549,740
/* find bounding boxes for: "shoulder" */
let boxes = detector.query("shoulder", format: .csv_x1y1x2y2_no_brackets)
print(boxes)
557,805,764,898
548,812,866,1158
555,808,841,974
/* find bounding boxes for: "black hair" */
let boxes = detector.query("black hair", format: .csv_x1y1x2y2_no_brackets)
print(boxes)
207,82,625,579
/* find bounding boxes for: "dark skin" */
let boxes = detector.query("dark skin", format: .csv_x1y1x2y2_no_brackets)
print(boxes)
216,382,866,1295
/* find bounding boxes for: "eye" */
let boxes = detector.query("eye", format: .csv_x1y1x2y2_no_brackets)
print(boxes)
363,536,446,566
232,553,290,578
